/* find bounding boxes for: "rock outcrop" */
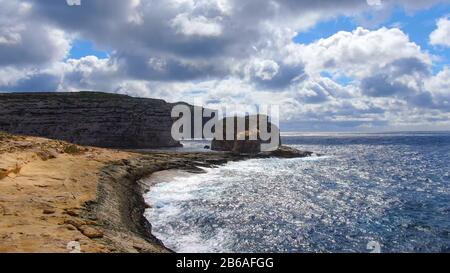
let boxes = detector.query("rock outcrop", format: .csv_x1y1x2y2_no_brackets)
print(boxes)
211,115,281,154
264,145,313,158
0,92,181,149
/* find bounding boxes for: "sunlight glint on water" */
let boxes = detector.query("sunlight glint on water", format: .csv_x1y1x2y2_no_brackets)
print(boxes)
144,133,450,253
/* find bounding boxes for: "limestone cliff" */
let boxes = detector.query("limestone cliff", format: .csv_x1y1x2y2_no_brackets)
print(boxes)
0,92,181,149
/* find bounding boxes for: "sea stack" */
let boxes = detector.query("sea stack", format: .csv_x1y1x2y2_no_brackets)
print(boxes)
211,115,281,154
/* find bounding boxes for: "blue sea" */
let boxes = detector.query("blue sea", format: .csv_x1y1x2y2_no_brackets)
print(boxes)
144,132,450,253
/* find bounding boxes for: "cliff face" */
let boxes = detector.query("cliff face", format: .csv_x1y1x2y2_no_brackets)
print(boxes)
0,92,181,149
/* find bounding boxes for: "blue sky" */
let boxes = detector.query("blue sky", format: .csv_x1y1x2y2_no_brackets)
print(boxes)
69,40,109,59
293,3,450,75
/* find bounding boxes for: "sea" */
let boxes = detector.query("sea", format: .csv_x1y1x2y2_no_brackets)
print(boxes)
143,132,450,253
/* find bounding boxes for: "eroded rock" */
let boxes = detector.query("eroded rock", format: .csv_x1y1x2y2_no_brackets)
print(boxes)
79,225,104,239
42,209,56,215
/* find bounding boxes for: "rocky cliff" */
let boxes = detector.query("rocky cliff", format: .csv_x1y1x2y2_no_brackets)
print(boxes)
0,92,181,149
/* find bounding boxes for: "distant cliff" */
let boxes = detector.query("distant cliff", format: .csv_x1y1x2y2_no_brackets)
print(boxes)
0,92,181,149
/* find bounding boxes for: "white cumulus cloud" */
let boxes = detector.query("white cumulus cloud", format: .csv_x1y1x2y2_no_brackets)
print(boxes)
430,16,450,47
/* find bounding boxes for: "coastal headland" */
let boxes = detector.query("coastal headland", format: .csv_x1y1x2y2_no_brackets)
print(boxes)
0,92,201,149
0,132,312,253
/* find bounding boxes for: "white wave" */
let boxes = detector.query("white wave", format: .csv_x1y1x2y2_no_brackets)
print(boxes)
141,151,343,253
298,154,332,161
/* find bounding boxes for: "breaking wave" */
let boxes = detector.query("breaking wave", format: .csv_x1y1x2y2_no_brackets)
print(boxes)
144,133,450,253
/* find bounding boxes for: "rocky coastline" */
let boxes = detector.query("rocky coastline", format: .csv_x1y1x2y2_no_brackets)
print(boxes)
0,132,312,252
89,147,313,252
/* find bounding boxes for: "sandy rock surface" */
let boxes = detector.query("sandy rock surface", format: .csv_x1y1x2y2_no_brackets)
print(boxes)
0,132,132,253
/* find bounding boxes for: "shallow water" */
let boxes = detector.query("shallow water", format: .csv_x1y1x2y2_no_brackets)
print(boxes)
144,132,450,253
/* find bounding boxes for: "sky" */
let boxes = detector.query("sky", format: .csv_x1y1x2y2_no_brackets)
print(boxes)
0,0,449,132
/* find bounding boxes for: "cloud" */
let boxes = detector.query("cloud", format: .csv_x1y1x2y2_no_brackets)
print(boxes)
361,57,430,97
295,27,431,79
430,16,450,47
171,13,223,37
24,0,440,81
289,26,444,116
426,66,450,94
5,72,61,93
247,59,280,81
425,66,450,110
0,0,70,67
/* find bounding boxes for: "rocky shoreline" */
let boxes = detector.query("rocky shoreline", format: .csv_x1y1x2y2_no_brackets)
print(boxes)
0,132,312,252
88,147,313,252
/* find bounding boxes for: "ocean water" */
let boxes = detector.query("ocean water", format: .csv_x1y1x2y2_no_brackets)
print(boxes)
144,132,450,253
